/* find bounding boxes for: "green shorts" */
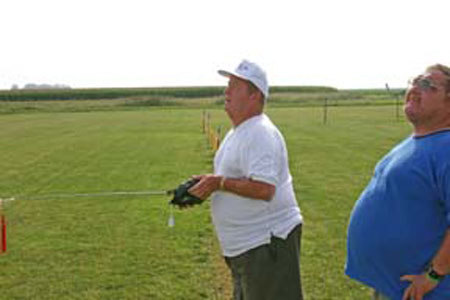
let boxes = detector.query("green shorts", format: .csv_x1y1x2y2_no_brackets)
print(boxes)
224,224,303,300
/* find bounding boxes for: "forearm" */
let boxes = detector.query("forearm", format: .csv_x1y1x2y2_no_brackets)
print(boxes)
400,231,450,299
221,177,275,201
431,229,450,274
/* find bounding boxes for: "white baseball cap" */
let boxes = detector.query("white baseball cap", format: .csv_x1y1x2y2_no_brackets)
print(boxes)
218,59,269,99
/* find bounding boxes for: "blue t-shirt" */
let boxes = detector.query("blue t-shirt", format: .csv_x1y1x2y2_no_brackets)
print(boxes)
346,131,450,299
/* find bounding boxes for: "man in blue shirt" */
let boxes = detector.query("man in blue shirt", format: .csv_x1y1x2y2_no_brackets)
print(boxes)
346,64,450,300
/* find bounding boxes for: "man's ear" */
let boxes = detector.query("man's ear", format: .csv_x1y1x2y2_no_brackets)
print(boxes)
249,90,263,103
248,91,257,102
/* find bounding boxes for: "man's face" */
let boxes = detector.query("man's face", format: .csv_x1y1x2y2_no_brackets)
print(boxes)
404,71,450,128
224,76,253,121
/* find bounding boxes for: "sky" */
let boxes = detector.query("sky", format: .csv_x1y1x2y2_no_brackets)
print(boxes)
1,0,449,90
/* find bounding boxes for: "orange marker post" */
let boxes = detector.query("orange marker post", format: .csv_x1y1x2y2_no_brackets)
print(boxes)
0,199,5,253
1,214,5,253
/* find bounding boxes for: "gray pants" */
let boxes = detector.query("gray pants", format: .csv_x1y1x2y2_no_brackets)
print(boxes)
225,225,303,300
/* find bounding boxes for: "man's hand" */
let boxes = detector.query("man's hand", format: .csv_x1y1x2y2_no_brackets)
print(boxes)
400,273,438,300
188,174,221,201
169,178,203,208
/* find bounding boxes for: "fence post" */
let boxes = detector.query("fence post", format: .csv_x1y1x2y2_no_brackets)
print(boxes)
216,125,222,150
202,111,222,153
323,98,328,125
395,94,400,121
202,110,206,133
385,83,400,121
206,112,211,137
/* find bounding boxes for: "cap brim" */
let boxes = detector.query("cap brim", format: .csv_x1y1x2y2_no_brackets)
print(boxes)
218,70,232,77
218,70,252,82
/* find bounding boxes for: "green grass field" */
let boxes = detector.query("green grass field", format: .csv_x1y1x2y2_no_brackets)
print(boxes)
0,103,412,299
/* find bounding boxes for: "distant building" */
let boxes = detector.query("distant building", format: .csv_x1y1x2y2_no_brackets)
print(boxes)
22,83,71,90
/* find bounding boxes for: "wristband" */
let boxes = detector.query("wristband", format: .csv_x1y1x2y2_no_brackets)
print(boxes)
426,266,445,284
219,177,226,190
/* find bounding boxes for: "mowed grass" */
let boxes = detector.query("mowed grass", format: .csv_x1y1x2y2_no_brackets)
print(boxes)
0,105,412,299
0,110,222,299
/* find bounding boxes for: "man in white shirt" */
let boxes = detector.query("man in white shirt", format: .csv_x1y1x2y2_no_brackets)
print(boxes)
189,59,303,300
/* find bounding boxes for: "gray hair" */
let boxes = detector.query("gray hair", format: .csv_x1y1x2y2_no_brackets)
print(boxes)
426,64,450,92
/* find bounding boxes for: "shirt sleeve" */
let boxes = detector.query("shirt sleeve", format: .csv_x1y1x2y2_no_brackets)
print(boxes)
241,128,279,186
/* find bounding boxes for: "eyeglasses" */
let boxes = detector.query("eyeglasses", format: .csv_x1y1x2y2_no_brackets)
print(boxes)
407,76,440,92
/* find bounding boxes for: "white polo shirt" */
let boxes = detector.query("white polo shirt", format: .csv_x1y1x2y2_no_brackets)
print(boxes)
211,113,302,257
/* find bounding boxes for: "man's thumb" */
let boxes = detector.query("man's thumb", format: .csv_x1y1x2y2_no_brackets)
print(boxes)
400,274,414,282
